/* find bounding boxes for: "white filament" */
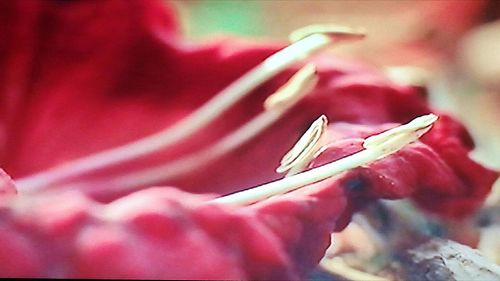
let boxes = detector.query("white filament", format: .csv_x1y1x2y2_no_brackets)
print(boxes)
15,33,334,192
212,114,438,206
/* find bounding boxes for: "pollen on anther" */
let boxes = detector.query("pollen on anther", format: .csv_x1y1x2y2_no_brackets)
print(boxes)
276,115,329,176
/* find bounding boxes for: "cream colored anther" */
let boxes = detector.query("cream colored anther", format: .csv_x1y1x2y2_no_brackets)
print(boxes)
363,114,438,159
276,115,328,176
363,114,438,150
289,24,366,44
264,64,318,110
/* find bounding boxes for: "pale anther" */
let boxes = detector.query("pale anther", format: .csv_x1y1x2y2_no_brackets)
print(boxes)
289,24,366,44
264,63,318,110
363,114,438,150
276,115,328,176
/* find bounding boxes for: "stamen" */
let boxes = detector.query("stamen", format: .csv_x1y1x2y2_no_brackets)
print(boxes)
289,24,366,43
362,114,438,151
53,65,320,194
264,63,318,110
211,114,438,207
16,25,365,193
276,115,328,176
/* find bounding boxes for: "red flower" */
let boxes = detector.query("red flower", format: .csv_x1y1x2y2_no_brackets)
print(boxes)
0,0,426,198
0,0,497,279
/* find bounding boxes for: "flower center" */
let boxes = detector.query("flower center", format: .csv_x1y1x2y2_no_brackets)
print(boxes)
212,113,438,206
